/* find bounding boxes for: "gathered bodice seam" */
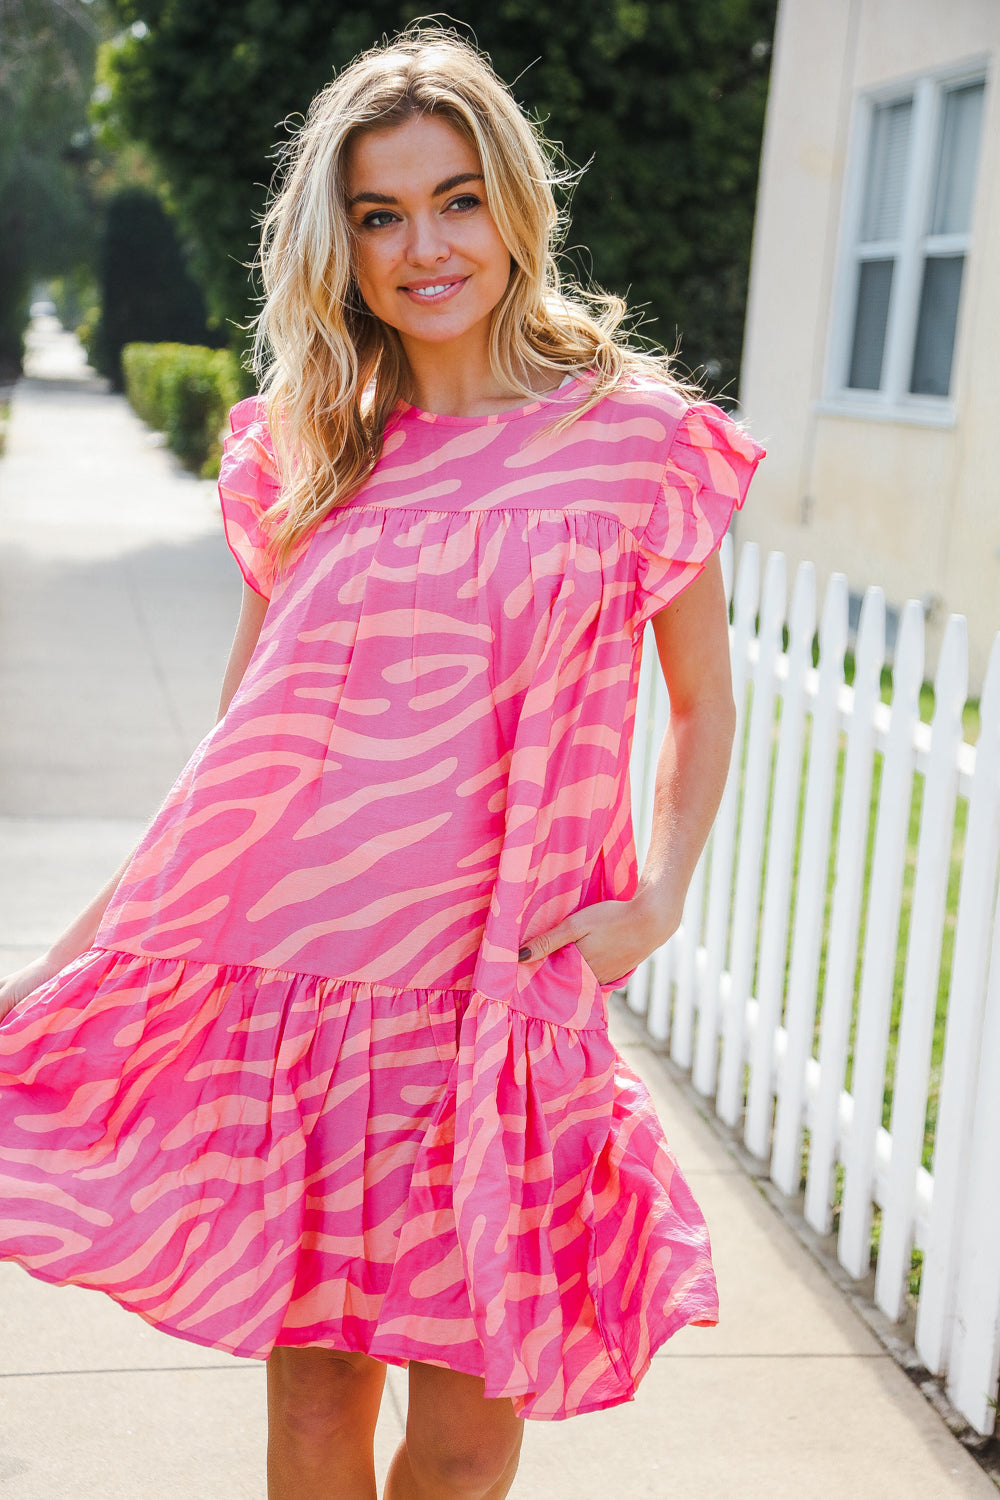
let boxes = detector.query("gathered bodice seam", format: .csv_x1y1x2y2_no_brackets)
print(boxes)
90,945,611,1031
327,501,646,541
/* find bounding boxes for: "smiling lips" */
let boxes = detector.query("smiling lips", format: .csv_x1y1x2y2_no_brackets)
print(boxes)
401,276,469,303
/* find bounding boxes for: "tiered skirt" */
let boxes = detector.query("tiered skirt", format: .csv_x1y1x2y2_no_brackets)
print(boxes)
0,943,718,1419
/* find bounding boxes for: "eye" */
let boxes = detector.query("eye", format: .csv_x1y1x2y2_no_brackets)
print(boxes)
361,209,399,230
446,194,481,213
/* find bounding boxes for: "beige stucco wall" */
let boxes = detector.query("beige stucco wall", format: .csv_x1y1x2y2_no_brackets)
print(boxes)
739,0,1000,690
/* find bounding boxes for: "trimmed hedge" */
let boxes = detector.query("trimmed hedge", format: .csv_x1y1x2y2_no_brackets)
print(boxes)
122,342,245,477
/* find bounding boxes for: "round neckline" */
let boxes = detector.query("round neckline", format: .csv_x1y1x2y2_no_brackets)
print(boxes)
392,374,588,428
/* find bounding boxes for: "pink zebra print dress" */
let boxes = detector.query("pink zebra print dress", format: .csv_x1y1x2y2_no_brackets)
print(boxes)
0,373,762,1419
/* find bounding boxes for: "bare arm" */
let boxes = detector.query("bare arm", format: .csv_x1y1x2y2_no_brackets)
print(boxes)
632,552,736,933
218,582,270,719
0,582,269,1018
518,554,736,986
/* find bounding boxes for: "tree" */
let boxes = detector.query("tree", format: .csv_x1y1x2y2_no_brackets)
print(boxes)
100,1,351,357
91,185,227,387
102,0,775,396
471,0,777,395
0,0,106,374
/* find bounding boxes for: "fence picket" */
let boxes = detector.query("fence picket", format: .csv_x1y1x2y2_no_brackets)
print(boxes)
693,542,759,1096
946,864,1000,1434
717,551,787,1125
771,575,848,1192
838,600,924,1281
670,846,708,1069
745,562,816,1157
646,941,673,1043
916,635,1000,1375
625,537,1000,1435
719,532,734,605
875,617,967,1321
802,587,884,1229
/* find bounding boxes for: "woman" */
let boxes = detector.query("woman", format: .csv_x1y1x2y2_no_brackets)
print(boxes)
0,25,763,1500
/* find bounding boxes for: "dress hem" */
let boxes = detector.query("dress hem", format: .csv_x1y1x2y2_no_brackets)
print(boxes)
3,1250,718,1420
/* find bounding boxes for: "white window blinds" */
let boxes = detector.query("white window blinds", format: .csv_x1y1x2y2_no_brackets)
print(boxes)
840,74,986,409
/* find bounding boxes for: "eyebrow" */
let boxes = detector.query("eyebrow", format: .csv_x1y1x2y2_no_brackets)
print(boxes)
348,172,484,208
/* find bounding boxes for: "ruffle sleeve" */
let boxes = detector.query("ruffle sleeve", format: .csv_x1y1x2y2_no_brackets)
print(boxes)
635,400,765,628
217,395,280,600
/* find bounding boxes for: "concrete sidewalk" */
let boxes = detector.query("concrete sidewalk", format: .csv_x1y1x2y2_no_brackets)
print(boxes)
0,319,994,1499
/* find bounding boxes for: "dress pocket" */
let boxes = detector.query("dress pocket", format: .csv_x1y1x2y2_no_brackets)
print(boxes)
571,940,613,994
570,941,636,995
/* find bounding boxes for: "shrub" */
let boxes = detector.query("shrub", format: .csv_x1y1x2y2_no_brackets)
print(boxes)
76,307,103,373
122,341,244,477
121,341,172,428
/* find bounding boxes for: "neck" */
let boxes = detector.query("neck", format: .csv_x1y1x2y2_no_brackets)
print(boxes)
399,331,550,418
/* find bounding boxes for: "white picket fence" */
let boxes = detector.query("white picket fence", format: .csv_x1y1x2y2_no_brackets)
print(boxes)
626,537,1000,1438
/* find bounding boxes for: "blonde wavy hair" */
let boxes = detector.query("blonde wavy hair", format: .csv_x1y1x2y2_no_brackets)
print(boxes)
250,23,698,569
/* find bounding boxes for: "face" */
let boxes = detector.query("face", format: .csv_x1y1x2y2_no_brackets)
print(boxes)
344,114,513,361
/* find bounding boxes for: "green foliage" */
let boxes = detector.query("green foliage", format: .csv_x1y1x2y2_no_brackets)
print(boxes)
472,0,777,396
0,0,106,374
90,185,226,388
122,340,242,475
46,266,100,333
76,305,104,371
101,0,775,397
98,1,346,365
121,339,171,424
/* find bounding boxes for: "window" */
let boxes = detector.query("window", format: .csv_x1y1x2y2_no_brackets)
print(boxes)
831,71,986,416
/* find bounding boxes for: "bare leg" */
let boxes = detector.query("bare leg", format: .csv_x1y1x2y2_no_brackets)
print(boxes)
266,1345,387,1500
384,1361,524,1500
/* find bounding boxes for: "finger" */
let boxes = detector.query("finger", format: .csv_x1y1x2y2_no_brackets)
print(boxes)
518,923,582,963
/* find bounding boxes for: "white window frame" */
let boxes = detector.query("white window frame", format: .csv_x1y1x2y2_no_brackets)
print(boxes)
821,59,989,428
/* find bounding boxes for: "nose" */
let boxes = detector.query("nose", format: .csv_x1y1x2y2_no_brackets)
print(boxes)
405,210,450,267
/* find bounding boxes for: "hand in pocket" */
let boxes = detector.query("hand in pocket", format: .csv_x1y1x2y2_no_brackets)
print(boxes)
518,897,675,988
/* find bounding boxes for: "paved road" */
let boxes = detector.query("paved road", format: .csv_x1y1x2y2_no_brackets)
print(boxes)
0,319,994,1498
